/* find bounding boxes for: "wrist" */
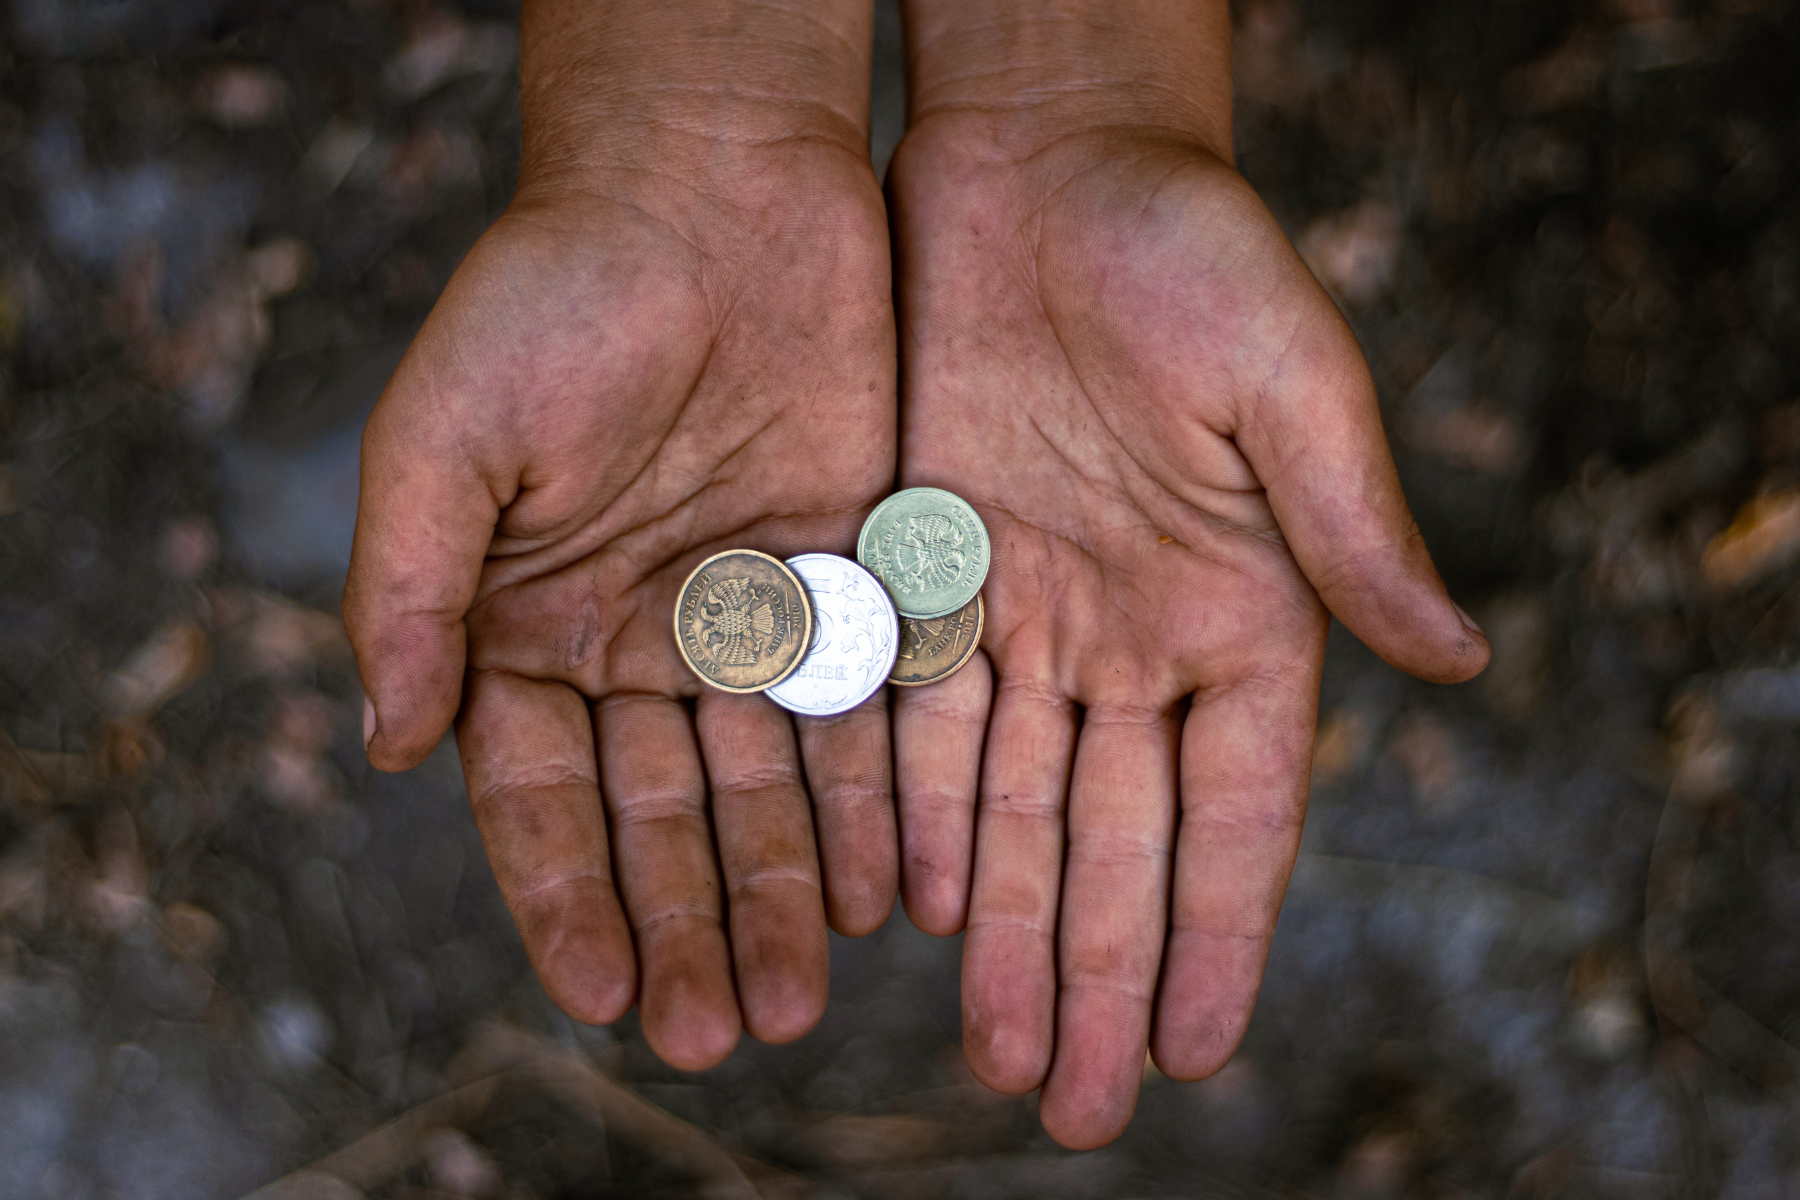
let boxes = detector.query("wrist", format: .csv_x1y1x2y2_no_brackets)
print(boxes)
517,0,876,203
899,0,1233,164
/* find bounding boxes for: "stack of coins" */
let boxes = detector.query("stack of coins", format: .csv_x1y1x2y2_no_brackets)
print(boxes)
859,488,986,690
673,488,990,716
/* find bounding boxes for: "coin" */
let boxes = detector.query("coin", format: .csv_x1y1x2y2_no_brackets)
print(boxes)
890,593,984,688
857,487,990,619
673,550,812,694
766,553,899,717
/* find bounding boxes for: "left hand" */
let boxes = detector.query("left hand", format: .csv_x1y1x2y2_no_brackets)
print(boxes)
888,0,1488,1148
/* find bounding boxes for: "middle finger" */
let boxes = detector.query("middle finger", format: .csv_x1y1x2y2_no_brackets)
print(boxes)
1037,705,1179,1149
594,692,740,1070
696,691,830,1045
961,675,1078,1094
795,691,899,936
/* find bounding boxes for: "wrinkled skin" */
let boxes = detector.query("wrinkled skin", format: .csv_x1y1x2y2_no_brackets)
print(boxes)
343,143,899,1070
888,121,1489,1148
345,0,1487,1147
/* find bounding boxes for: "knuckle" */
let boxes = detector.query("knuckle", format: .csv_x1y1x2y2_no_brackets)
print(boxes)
995,675,1069,712
900,783,975,816
514,869,612,908
469,764,595,816
633,902,722,939
980,789,1062,819
1060,950,1157,999
898,686,988,723
968,907,1055,939
814,779,893,815
731,864,820,900
1067,824,1164,864
609,787,703,827
710,764,803,800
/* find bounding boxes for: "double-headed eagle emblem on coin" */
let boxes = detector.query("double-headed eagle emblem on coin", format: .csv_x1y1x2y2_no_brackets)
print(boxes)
894,513,966,592
701,576,775,665
897,614,947,660
858,488,989,620
674,550,810,693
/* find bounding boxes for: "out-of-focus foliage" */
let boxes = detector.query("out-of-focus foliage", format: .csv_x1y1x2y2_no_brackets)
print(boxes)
1,0,1797,1196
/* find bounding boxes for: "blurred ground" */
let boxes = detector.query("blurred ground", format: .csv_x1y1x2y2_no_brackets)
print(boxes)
2,0,1799,1197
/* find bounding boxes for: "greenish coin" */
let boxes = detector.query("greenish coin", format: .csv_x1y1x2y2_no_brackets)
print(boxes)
857,487,990,619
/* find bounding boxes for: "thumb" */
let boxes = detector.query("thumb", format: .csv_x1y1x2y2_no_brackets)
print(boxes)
344,370,499,771
1236,317,1489,686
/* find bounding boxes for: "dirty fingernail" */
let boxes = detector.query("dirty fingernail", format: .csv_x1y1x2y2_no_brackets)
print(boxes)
1453,603,1485,637
363,697,377,749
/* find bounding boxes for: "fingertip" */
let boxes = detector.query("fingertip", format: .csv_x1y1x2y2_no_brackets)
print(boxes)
734,908,829,1045
1038,1086,1138,1151
1329,559,1490,687
634,915,743,1072
538,928,638,1028
828,879,897,938
366,673,462,771
558,983,636,1030
643,983,743,1072
901,875,967,937
741,974,828,1046
520,882,637,1027
1148,944,1257,1081
961,1020,1052,1095
1381,597,1490,686
1149,1026,1243,1083
1446,602,1493,680
1436,634,1491,685
368,728,442,772
651,1021,742,1074
344,522,475,775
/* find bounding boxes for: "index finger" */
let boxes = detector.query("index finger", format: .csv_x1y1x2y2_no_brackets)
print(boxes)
1038,706,1180,1150
456,669,636,1025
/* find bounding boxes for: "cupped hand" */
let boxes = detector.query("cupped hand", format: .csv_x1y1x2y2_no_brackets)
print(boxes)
887,122,1488,1146
344,143,897,1069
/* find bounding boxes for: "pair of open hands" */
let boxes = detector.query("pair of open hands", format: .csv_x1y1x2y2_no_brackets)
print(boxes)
343,45,1487,1147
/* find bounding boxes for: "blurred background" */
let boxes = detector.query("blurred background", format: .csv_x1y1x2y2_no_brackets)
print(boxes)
2,0,1798,1196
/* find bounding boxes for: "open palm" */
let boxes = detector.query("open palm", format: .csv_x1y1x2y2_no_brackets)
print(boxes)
345,156,897,1070
889,126,1488,1147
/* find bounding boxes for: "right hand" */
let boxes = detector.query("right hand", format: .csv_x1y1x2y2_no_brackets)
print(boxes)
344,1,898,1069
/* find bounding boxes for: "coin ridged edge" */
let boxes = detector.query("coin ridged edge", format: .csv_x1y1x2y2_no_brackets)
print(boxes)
672,549,814,695
890,592,985,688
857,487,991,620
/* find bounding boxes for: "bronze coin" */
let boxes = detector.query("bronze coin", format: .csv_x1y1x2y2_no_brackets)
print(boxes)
889,592,984,688
673,550,813,693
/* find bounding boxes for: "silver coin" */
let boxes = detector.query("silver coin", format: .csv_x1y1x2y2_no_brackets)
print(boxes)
857,487,990,619
766,553,899,718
